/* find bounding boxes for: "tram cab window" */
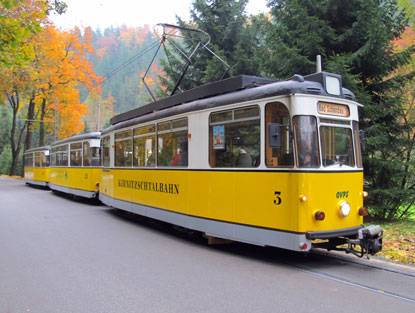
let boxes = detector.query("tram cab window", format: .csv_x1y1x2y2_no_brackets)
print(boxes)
353,121,363,168
83,142,91,166
70,143,82,167
35,152,41,167
55,145,68,167
133,125,156,167
265,102,294,167
157,119,188,167
42,152,50,167
293,116,320,168
25,154,33,167
51,148,56,166
115,130,133,167
91,147,100,166
320,125,355,167
209,106,260,168
102,136,110,167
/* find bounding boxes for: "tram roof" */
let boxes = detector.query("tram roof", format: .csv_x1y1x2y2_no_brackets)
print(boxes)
107,72,356,130
50,132,101,147
24,145,50,153
110,75,276,125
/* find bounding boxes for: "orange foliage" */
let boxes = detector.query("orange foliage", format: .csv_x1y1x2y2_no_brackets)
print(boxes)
32,25,103,139
394,27,415,52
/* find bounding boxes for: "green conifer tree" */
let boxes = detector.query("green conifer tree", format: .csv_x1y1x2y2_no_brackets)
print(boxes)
159,0,262,94
263,0,415,219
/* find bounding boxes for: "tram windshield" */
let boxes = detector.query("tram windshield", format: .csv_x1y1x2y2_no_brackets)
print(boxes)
293,116,320,168
320,126,354,167
293,115,356,168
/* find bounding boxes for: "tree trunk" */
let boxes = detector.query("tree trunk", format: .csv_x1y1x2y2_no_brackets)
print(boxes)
39,97,46,147
7,91,27,176
25,91,36,150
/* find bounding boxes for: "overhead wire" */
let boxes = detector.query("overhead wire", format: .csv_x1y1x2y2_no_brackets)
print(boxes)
79,38,161,100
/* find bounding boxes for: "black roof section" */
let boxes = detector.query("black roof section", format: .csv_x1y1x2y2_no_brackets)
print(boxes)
51,132,101,147
102,73,357,136
107,72,356,129
110,75,277,125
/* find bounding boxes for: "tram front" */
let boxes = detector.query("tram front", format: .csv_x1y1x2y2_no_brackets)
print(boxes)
288,73,383,258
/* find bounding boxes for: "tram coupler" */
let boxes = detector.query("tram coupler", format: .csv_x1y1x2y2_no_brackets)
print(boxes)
346,225,383,258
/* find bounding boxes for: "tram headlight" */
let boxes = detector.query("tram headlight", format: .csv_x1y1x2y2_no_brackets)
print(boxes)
339,201,351,217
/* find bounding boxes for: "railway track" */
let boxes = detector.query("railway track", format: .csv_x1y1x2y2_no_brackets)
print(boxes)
284,249,415,304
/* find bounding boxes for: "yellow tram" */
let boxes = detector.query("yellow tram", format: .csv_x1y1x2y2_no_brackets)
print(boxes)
49,132,101,198
99,72,383,257
23,146,50,187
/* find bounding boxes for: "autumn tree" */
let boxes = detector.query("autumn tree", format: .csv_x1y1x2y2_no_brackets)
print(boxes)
29,26,102,146
0,0,66,67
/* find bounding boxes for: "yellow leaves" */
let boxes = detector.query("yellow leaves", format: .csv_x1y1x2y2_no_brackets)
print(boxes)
375,222,415,264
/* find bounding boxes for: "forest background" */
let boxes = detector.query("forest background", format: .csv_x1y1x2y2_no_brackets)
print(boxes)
1,0,415,227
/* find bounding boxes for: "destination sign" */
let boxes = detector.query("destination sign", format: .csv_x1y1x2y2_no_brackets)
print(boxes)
318,102,350,117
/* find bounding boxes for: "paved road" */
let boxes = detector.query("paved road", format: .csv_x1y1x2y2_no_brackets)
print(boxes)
0,177,414,313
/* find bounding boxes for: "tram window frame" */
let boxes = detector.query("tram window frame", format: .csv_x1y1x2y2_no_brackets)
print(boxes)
157,118,188,167
265,102,294,168
102,136,110,167
133,125,156,167
70,142,83,167
115,130,133,167
209,105,260,168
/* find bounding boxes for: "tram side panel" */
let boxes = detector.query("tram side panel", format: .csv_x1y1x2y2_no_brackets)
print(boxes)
50,167,101,197
101,167,303,249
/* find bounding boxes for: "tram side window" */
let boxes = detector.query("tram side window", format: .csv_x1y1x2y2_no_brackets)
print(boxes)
133,125,156,167
157,119,188,167
41,152,49,167
265,102,294,167
293,116,320,168
91,147,100,166
115,130,132,167
51,148,56,166
35,152,41,167
24,154,33,167
70,143,82,166
209,106,260,168
55,145,68,167
102,136,110,167
83,142,91,166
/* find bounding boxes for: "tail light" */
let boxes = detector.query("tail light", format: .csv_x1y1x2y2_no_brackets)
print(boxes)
359,207,368,216
314,211,325,221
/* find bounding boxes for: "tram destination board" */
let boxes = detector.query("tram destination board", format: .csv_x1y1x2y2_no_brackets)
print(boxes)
110,75,276,125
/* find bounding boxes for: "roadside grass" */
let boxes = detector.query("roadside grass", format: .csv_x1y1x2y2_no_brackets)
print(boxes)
367,218,415,265
0,174,23,180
